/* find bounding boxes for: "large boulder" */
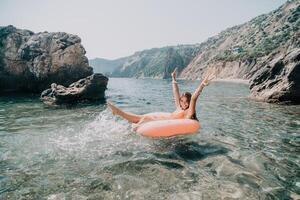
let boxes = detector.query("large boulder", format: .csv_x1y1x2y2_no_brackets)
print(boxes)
41,73,108,106
0,25,93,93
249,48,300,104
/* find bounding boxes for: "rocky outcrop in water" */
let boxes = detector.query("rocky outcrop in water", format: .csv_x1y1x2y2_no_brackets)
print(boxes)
180,0,300,104
41,73,108,106
0,25,93,93
249,47,300,104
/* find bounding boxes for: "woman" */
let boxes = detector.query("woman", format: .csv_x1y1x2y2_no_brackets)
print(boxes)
107,69,215,129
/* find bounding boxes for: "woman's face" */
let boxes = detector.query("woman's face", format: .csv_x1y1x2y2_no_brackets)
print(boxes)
180,96,189,110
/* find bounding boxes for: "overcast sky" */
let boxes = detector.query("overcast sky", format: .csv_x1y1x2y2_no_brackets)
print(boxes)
1,0,287,59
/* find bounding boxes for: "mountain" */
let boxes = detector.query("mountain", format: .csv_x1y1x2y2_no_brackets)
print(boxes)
89,57,126,76
91,0,299,103
111,44,202,78
96,0,299,81
179,0,299,104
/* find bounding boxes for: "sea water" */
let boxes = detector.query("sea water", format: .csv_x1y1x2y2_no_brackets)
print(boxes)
0,78,299,199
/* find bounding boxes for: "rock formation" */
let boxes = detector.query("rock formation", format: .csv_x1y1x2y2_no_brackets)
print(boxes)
180,0,300,104
249,47,300,104
182,1,299,78
41,73,108,106
0,25,93,93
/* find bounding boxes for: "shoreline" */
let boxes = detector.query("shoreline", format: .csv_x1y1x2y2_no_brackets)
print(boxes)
110,77,250,85
212,78,249,85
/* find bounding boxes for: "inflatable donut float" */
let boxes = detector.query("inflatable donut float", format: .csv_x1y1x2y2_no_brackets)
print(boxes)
136,112,201,138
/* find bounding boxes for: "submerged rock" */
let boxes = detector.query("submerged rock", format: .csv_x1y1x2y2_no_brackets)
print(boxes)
41,73,108,106
0,25,93,93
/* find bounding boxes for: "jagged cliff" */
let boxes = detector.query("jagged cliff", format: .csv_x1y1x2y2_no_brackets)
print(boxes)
180,0,299,104
180,0,299,81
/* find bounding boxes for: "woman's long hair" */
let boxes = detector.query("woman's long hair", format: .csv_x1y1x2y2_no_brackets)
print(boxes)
180,92,198,121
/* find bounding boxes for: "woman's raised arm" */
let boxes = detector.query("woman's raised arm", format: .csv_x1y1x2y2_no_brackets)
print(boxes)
187,73,215,118
171,68,181,109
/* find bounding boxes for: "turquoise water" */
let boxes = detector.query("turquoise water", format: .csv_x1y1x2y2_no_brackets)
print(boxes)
0,78,299,199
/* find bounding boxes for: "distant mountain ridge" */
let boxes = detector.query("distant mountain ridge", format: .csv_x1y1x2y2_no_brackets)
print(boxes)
89,57,126,76
89,44,201,78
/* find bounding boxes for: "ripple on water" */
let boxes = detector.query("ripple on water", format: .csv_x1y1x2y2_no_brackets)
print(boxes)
0,78,299,199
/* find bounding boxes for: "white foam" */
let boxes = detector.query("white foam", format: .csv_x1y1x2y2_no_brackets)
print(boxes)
50,109,129,154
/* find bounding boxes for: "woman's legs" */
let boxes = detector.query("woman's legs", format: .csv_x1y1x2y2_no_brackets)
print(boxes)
107,101,143,123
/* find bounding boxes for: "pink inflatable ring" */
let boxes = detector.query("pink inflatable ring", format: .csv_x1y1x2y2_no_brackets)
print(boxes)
136,118,201,138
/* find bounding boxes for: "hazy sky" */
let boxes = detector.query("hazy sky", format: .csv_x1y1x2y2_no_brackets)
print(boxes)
1,0,287,59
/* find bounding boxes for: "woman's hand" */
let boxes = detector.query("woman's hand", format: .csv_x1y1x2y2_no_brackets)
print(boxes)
201,73,215,86
171,68,177,80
